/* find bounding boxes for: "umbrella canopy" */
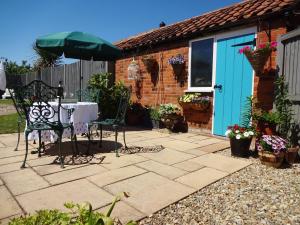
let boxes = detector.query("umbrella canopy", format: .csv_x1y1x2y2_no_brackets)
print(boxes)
0,61,6,91
36,31,122,61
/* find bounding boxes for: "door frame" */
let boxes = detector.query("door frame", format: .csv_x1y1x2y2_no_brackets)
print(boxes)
188,26,257,135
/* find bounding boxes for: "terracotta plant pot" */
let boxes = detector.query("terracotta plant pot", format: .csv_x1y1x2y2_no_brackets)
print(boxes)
258,151,285,168
161,114,182,130
191,102,210,111
179,102,194,110
244,50,272,76
285,147,299,164
257,121,277,135
230,137,252,158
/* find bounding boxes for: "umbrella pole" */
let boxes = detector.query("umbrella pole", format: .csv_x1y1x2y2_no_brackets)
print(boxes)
79,59,82,101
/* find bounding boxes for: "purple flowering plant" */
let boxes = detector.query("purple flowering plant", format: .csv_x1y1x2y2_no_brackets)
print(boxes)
168,54,185,65
256,135,287,155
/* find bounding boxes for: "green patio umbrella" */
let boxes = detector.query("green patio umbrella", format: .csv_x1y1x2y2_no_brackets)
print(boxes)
35,31,122,98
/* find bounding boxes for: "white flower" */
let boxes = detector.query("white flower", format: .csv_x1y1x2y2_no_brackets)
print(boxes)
236,134,241,139
225,130,231,137
243,132,249,137
235,130,240,134
248,131,254,136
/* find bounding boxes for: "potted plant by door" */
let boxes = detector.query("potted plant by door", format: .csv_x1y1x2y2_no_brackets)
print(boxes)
159,103,182,130
253,111,280,135
239,42,277,76
149,107,161,129
256,135,287,168
225,124,255,157
178,93,210,112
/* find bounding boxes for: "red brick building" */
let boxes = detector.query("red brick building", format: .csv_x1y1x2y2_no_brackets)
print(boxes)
114,0,300,135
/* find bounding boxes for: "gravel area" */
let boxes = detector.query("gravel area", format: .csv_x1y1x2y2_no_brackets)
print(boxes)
139,148,300,225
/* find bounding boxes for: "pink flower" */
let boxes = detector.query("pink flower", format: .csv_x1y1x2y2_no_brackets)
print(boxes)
238,46,251,54
271,41,277,48
258,43,266,49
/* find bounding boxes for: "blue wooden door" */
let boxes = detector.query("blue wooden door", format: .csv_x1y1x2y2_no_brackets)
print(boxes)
213,33,255,136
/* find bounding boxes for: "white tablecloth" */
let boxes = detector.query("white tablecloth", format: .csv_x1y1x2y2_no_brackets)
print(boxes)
28,102,98,142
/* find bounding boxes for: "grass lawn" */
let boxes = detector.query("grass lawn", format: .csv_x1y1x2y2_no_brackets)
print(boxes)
0,113,25,134
0,99,13,105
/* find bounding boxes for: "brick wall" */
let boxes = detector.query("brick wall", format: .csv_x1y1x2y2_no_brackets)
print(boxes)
115,19,288,131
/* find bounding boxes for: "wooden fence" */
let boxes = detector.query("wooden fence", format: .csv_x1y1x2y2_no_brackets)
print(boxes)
6,60,107,99
277,28,300,145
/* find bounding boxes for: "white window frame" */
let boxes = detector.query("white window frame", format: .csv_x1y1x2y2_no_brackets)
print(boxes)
187,26,257,93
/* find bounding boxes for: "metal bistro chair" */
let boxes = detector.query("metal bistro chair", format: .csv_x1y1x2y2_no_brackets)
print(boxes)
76,88,101,103
87,87,131,156
14,80,77,168
8,89,25,151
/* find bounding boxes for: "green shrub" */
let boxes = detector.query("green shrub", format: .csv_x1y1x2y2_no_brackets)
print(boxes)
88,73,129,119
9,194,137,225
159,104,180,117
149,107,160,120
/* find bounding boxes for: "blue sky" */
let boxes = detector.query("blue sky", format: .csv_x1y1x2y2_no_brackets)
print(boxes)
1,0,240,65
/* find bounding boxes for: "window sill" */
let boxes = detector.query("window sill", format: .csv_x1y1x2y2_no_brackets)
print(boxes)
185,88,214,93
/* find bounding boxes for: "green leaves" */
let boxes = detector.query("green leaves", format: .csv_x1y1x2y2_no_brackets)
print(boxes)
9,193,136,225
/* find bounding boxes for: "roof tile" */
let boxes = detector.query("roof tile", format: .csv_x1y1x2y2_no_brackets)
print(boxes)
116,0,298,51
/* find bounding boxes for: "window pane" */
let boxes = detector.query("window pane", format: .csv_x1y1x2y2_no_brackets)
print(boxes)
191,38,214,87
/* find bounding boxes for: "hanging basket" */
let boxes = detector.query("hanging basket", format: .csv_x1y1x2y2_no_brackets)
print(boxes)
191,102,210,111
244,50,272,75
142,58,156,72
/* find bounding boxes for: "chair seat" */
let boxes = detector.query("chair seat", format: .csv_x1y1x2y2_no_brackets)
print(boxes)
89,118,119,126
27,122,73,131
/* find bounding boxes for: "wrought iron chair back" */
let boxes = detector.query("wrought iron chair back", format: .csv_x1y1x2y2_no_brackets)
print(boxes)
114,87,131,125
76,89,100,103
14,80,63,128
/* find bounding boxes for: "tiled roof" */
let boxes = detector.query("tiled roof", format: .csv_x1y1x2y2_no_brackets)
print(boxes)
116,0,298,51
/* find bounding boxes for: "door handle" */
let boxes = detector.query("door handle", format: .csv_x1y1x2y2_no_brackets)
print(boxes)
213,84,222,90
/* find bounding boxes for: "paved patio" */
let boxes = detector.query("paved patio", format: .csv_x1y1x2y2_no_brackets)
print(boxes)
0,130,251,224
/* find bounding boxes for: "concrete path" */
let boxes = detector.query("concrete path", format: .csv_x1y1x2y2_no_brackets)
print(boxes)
0,130,251,224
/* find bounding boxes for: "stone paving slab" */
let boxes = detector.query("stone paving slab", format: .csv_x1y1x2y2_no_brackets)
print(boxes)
0,186,22,219
0,148,26,158
100,154,149,170
173,161,205,172
0,178,3,185
190,153,252,173
98,201,146,224
160,140,201,151
183,149,209,156
16,179,114,214
1,168,49,196
0,214,23,225
192,138,224,146
88,165,146,187
44,164,108,185
175,167,229,189
138,149,195,165
104,172,195,215
199,141,230,153
136,160,188,180
0,162,22,174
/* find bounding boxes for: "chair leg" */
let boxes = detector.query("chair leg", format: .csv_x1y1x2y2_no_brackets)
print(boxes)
74,134,79,155
58,135,64,168
70,127,76,156
38,130,42,157
123,127,128,149
114,126,119,157
21,132,29,168
99,124,103,148
87,125,91,155
14,120,21,151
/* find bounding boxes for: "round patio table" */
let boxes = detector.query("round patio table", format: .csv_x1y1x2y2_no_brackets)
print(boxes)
27,102,98,142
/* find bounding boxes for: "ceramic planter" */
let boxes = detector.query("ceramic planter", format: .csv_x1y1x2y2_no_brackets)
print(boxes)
161,113,181,130
285,147,299,164
258,151,285,168
230,137,252,157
